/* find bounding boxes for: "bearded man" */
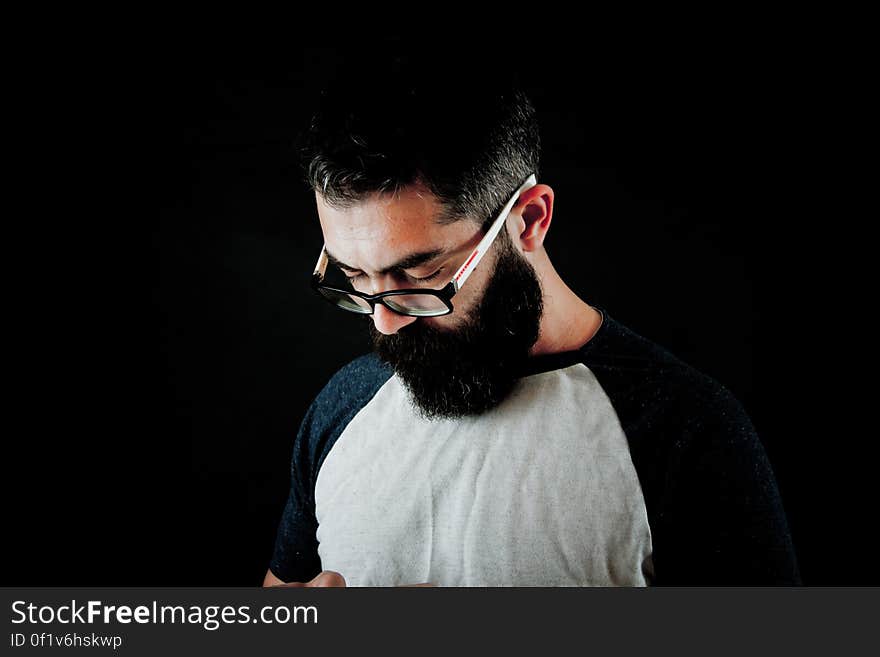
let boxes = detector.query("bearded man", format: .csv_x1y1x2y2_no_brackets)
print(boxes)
263,48,800,587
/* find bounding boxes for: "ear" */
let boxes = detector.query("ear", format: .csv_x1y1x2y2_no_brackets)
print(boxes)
509,183,554,252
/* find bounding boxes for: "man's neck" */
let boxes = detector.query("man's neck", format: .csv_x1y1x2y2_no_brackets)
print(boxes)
528,259,602,357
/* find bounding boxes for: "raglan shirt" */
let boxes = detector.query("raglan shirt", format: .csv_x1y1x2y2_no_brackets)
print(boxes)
269,305,801,586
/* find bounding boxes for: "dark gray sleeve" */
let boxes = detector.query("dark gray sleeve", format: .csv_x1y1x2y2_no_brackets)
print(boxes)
582,312,801,585
268,397,323,583
646,384,801,585
268,353,393,583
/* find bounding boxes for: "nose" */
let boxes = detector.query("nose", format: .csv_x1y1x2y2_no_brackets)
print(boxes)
372,303,418,335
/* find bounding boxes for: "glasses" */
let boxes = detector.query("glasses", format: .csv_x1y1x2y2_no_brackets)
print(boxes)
311,173,538,317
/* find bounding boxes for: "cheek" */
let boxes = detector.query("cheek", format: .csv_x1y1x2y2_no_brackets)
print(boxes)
424,260,494,329
422,304,471,330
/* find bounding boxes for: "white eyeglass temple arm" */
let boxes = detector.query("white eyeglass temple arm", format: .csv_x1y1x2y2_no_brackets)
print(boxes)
451,174,537,291
314,246,329,277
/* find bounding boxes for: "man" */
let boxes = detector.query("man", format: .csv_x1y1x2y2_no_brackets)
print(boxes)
264,49,800,587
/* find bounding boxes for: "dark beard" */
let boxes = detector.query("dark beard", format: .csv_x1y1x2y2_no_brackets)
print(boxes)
369,237,544,420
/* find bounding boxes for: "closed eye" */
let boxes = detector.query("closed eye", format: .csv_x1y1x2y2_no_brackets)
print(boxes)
409,269,443,283
345,269,444,284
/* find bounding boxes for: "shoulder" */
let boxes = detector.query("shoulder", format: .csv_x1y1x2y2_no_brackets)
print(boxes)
584,310,799,583
581,308,765,468
583,308,746,421
301,352,394,439
316,351,393,406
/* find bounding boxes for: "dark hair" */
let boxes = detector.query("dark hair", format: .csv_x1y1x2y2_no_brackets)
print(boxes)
299,46,541,231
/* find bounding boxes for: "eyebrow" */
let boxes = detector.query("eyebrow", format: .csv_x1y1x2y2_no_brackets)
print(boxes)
325,247,446,276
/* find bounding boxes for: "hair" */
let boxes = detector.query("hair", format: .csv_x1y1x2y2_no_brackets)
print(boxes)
298,45,541,232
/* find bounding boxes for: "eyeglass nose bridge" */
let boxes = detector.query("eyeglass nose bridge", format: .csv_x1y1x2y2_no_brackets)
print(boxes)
369,296,411,319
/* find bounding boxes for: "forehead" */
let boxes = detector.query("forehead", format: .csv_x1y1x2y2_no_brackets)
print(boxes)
315,184,475,272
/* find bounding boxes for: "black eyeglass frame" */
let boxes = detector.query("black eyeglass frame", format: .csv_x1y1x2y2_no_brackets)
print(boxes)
310,274,457,316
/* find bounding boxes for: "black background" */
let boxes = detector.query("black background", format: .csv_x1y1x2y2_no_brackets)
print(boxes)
6,32,870,586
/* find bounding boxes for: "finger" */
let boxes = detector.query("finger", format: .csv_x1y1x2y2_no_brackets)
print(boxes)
271,582,307,587
307,570,347,587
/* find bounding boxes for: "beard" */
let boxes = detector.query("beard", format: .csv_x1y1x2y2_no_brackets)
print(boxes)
369,235,544,420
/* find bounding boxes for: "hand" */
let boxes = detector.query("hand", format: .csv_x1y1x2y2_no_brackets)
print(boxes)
271,571,436,587
272,570,347,587
398,582,436,586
